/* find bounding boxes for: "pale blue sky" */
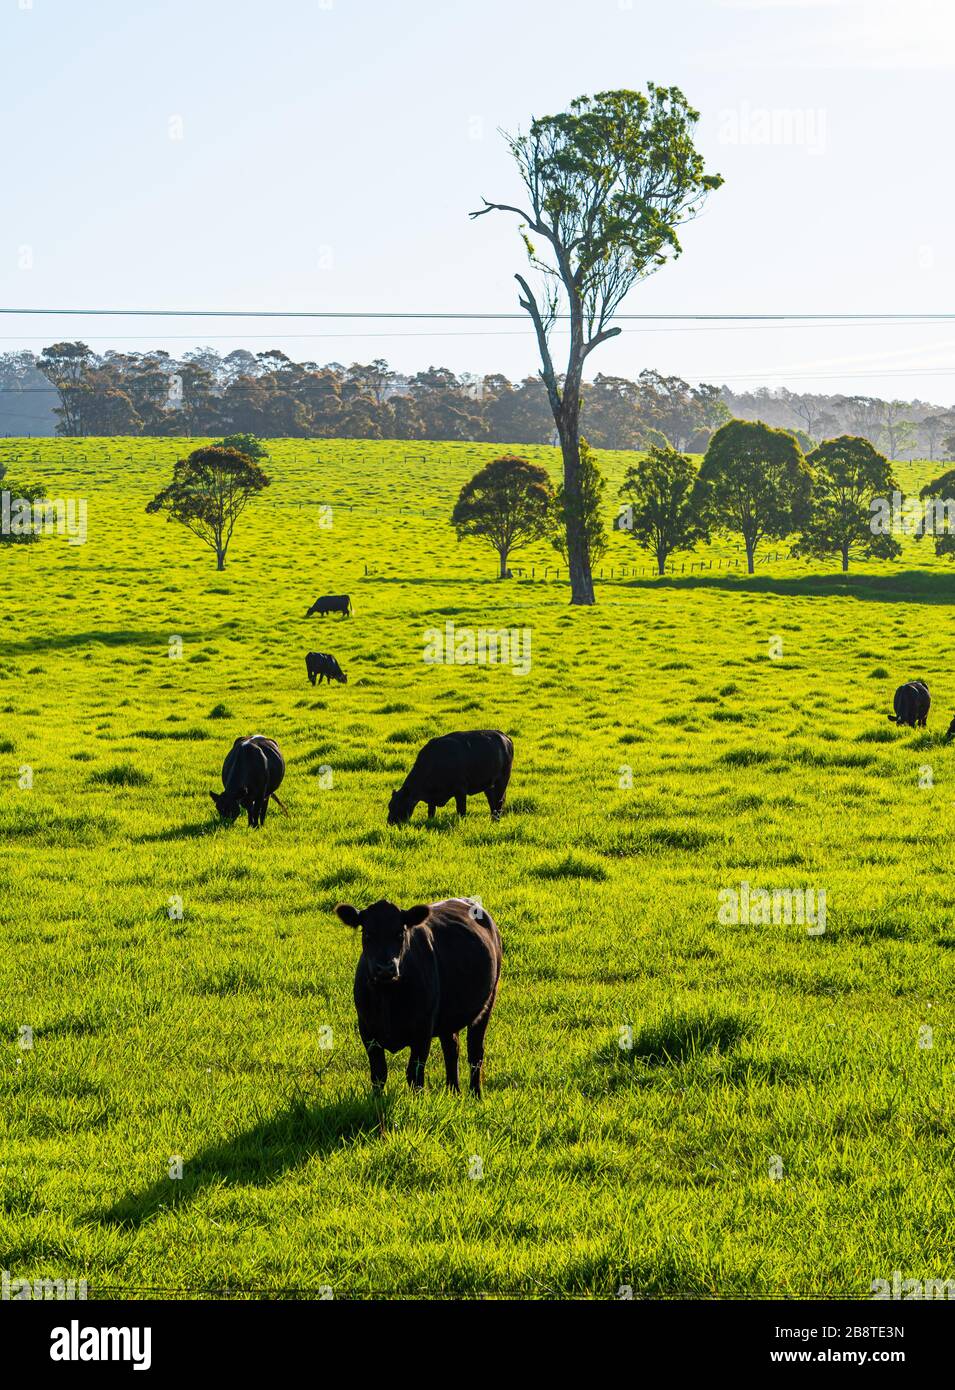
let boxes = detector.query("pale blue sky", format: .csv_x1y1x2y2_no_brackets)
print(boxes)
3,0,955,400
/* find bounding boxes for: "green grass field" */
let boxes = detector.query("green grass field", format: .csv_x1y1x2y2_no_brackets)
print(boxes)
2,435,954,1299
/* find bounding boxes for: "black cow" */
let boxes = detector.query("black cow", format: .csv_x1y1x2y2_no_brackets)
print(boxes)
305,594,352,619
210,735,287,828
888,680,930,729
387,729,513,825
306,651,347,686
944,717,955,744
334,897,502,1096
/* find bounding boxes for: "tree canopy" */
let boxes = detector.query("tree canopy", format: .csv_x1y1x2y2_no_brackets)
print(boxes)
619,444,707,574
451,455,554,577
696,419,811,574
214,432,269,463
795,435,900,571
145,445,271,570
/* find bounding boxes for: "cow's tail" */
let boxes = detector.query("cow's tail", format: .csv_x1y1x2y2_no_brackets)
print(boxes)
271,792,290,817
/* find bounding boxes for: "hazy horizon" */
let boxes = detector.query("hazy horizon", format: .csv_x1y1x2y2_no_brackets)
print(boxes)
4,0,955,400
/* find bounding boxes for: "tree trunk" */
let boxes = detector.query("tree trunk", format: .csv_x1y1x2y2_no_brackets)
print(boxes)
558,415,595,605
842,545,849,572
745,536,755,575
216,548,225,571
657,550,666,576
498,548,509,579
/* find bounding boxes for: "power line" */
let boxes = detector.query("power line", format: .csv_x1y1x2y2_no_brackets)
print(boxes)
1,307,955,322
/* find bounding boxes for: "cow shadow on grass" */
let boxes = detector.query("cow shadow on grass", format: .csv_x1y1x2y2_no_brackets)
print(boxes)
4,629,209,657
621,571,955,605
581,1009,757,1097
95,1093,388,1230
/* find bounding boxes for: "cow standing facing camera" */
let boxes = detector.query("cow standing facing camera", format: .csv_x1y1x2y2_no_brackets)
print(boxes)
334,897,502,1096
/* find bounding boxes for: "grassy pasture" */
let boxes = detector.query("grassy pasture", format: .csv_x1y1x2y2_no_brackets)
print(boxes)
1,435,954,1299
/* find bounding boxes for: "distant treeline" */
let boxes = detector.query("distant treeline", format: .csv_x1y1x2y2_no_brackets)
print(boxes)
2,343,955,459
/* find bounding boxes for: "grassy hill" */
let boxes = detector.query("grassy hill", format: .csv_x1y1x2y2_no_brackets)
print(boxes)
2,435,954,1298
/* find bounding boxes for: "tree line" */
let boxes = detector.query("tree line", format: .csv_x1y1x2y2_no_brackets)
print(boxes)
3,343,954,463
136,423,955,579
452,423,955,581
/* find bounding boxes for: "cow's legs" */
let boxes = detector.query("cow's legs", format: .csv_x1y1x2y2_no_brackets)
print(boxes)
466,1011,492,1097
259,794,269,826
439,1033,460,1092
308,671,316,686
363,1037,388,1091
455,793,467,817
406,1036,431,1090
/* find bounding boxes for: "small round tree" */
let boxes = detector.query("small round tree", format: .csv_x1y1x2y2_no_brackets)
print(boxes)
696,420,811,574
452,455,554,577
214,432,269,463
795,435,901,571
619,443,707,575
146,445,271,570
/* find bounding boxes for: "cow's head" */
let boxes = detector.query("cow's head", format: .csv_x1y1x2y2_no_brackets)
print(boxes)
387,788,414,825
331,662,347,684
945,718,955,744
210,790,241,822
335,899,430,983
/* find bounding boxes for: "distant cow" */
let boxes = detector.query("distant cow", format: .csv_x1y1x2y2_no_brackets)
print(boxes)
945,717,955,744
334,897,502,1096
888,680,930,729
305,594,352,618
387,729,513,825
306,651,347,686
210,734,287,828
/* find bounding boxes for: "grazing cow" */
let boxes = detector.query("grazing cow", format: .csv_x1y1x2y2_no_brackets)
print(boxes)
305,594,352,619
387,729,513,825
945,717,955,744
306,651,347,686
888,680,931,729
210,734,287,828
334,897,502,1096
